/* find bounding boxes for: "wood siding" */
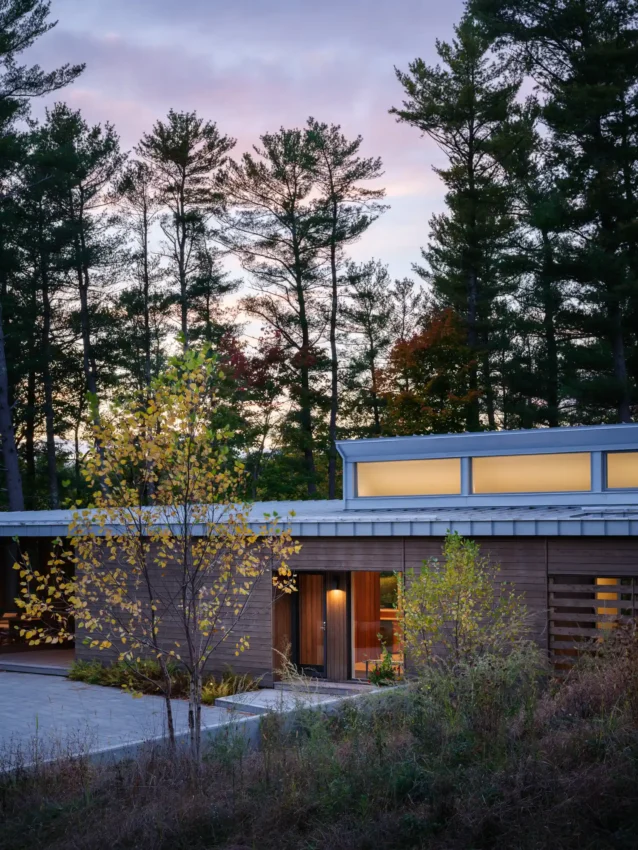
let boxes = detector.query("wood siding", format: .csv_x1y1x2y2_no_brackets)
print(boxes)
548,539,638,575
326,574,348,680
67,535,638,684
76,542,275,686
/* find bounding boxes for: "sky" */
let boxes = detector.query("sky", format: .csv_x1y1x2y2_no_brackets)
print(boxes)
26,0,467,282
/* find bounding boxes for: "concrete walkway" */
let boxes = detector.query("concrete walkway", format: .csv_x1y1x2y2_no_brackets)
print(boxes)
0,670,232,761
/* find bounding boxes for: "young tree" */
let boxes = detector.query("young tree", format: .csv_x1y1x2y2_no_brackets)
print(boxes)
305,119,387,497
392,14,521,430
0,0,83,510
137,110,235,352
398,532,529,669
217,128,329,497
14,348,299,760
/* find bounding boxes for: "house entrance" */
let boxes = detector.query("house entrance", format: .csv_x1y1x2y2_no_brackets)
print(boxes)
272,570,403,683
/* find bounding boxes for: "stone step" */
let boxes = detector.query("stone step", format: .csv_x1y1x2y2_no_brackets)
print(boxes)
215,689,340,715
274,680,377,697
0,660,69,677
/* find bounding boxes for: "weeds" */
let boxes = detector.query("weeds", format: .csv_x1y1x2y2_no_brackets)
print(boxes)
3,638,638,850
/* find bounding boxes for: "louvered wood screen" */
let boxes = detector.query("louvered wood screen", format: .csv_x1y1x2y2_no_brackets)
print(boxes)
549,576,638,669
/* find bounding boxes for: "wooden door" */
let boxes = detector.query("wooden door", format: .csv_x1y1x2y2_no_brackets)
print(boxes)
272,591,292,678
326,573,348,681
298,573,325,674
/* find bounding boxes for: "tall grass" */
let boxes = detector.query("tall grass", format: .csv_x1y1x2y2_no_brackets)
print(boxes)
2,634,638,849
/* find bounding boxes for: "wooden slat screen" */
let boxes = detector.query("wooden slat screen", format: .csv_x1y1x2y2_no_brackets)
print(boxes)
549,575,637,670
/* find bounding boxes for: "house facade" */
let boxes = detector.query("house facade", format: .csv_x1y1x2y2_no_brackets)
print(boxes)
2,424,638,683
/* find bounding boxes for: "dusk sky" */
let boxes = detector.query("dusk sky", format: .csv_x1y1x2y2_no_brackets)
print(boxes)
28,0,467,281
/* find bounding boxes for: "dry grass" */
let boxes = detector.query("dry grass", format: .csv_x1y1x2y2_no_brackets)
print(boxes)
3,636,638,850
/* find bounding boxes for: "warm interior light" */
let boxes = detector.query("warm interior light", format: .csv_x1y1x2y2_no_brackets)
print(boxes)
356,458,461,497
472,452,591,494
607,452,638,489
596,577,619,631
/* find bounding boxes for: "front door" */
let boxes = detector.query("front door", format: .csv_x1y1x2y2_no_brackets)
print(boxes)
296,572,326,677
272,571,352,682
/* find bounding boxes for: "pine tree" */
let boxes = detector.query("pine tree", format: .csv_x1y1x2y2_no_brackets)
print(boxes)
305,119,387,496
137,110,235,352
392,14,521,430
35,104,124,427
341,260,397,436
113,160,168,393
217,128,329,497
0,0,83,510
471,0,638,421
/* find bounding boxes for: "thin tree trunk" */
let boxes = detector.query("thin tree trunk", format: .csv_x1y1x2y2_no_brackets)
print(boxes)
41,265,59,508
466,268,480,431
609,297,632,423
0,299,24,510
296,273,317,496
25,365,36,505
142,206,152,391
327,203,339,500
540,230,560,428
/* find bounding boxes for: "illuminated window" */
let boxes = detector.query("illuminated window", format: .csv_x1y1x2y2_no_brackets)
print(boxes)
472,452,591,494
356,458,461,497
607,452,638,489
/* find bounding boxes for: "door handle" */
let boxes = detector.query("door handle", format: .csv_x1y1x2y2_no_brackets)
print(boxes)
321,621,327,631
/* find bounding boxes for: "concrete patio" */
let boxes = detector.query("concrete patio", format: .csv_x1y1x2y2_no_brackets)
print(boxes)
0,670,383,766
0,670,233,760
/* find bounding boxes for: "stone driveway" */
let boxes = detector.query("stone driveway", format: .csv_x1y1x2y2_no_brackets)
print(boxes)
0,670,233,760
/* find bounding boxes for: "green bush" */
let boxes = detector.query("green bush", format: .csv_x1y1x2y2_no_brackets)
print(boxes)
68,659,257,704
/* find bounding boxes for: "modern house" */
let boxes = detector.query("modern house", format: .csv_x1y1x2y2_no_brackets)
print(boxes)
2,423,638,682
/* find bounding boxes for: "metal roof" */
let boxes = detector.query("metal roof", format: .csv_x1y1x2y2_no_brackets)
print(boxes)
336,423,638,461
1,500,637,538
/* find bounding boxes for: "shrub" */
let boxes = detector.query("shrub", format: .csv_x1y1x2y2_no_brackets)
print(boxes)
201,670,259,705
68,660,257,704
398,531,531,669
368,643,398,687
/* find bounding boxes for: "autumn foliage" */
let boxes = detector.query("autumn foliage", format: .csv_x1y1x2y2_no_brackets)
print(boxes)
382,308,479,436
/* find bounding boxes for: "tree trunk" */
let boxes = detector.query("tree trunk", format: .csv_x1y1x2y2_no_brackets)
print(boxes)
25,365,36,506
540,230,560,428
327,204,339,500
142,206,152,391
0,299,24,510
41,263,59,508
295,272,317,496
466,268,481,431
609,296,632,423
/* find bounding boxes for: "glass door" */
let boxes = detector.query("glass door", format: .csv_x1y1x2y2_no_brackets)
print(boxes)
295,572,326,677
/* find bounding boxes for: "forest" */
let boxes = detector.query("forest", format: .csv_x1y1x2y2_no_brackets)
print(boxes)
1,0,638,510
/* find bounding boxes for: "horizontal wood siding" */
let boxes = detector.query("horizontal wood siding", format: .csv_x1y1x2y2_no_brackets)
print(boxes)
549,539,638,575
67,535,638,683
289,538,404,571
406,538,549,649
77,541,274,686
